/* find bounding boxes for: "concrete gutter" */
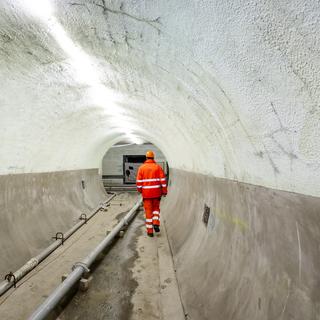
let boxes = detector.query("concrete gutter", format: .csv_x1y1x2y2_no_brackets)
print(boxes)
0,193,116,297
28,197,142,320
104,185,138,192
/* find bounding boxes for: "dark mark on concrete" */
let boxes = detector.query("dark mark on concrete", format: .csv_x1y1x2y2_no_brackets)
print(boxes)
164,278,172,284
0,32,13,44
68,2,91,13
262,142,280,174
58,207,143,320
254,151,264,158
93,0,161,33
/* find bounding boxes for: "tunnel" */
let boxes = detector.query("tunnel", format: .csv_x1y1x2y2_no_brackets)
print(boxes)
1,0,320,319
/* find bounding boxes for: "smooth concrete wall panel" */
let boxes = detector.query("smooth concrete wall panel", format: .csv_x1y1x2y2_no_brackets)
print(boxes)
0,1,319,196
0,169,107,277
162,169,320,320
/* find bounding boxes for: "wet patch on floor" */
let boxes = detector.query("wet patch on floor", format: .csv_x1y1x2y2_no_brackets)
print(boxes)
59,210,145,320
129,217,162,320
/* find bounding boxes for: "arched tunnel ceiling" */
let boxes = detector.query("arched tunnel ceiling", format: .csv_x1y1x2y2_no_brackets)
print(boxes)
0,0,319,196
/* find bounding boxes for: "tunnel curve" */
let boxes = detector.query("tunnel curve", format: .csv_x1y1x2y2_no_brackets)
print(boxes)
1,0,319,196
1,1,320,319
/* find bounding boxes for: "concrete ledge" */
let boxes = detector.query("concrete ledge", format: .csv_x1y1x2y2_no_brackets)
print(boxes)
0,169,107,277
157,223,185,320
163,169,320,320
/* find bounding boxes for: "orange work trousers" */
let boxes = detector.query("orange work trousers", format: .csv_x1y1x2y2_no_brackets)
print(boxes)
143,198,161,234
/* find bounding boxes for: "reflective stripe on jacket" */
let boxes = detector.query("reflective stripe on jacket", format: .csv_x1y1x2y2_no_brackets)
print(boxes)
136,159,167,199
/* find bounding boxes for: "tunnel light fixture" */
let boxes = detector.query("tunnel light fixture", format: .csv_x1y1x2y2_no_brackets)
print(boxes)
114,125,143,145
131,136,145,145
18,0,54,20
89,85,123,108
127,134,144,145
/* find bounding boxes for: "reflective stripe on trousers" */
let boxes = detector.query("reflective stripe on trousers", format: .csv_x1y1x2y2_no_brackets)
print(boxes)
143,198,161,234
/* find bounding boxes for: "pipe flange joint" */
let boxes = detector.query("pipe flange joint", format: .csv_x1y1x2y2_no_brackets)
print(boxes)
72,262,90,273
52,232,65,245
4,272,17,288
79,213,87,223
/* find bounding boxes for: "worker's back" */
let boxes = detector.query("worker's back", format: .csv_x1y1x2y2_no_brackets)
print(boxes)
139,160,162,178
136,151,167,237
136,159,167,199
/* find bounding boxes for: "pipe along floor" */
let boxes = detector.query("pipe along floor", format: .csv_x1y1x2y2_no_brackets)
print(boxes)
0,193,184,320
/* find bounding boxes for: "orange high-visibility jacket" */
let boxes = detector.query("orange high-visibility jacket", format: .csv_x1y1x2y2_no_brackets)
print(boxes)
136,159,167,199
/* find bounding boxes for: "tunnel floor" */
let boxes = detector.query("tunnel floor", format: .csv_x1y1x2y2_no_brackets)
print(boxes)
0,193,184,320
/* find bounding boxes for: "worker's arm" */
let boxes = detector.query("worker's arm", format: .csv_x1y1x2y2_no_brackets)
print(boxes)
136,167,143,193
159,166,167,196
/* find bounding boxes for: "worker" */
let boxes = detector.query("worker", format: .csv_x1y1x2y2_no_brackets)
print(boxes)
136,150,167,237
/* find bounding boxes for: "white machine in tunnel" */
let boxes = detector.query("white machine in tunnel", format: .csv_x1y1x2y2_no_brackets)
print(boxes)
102,143,167,186
123,155,145,184
123,154,167,184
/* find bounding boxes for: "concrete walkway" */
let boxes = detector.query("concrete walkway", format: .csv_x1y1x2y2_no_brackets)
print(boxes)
0,193,184,320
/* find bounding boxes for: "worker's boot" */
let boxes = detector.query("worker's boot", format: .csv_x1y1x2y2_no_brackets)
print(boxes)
153,225,160,233
147,233,154,237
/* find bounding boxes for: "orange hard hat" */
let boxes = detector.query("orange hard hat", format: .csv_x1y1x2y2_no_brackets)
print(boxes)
146,150,155,158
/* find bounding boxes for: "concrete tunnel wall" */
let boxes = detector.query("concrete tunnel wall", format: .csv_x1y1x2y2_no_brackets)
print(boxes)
0,0,320,319
0,169,107,277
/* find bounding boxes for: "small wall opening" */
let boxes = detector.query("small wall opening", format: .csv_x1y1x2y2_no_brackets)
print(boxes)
101,142,168,190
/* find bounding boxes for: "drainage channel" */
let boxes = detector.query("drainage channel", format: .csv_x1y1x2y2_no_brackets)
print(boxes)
58,203,145,320
58,201,186,320
28,198,142,320
0,194,185,320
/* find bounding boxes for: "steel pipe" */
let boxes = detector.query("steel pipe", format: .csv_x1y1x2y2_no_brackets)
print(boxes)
0,193,116,297
28,198,142,320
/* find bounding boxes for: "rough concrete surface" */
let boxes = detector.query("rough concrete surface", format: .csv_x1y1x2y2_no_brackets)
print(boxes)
1,0,320,318
129,215,184,320
0,1,320,196
0,168,107,277
0,192,137,319
162,169,320,320
0,192,184,320
60,197,184,320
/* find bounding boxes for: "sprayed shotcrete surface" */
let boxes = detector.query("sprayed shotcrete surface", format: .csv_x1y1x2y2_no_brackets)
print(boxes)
1,2,320,319
0,0,319,196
